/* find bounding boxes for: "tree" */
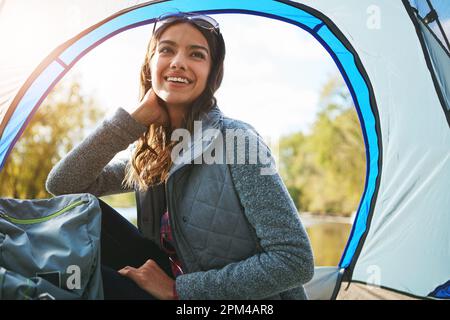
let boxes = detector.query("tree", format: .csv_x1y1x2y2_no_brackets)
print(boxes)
0,78,104,199
279,76,366,216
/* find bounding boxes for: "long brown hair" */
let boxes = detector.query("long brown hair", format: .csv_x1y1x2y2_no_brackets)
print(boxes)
123,18,225,191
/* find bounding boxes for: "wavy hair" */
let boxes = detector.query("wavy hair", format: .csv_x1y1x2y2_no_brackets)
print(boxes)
123,18,225,191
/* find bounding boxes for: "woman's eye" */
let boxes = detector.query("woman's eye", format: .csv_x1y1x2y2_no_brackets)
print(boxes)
159,47,172,54
192,51,205,59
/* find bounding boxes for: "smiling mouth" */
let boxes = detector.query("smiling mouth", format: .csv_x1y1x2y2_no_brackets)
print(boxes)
164,76,192,85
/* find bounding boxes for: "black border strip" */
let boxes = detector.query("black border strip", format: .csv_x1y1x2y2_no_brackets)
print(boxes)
402,0,450,127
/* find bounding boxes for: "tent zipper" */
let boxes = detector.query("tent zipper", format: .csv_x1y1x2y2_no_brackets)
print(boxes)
0,199,88,224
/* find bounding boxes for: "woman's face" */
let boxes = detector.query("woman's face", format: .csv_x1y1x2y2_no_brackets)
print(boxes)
150,23,211,109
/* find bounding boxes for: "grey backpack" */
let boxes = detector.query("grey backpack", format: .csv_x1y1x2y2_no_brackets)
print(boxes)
0,193,103,300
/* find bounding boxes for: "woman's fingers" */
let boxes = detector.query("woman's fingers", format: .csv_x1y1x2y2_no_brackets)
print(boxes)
117,260,175,300
143,259,157,268
129,89,169,127
118,265,137,277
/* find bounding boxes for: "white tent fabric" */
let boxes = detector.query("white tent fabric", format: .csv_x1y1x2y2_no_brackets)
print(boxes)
304,267,343,300
0,0,448,299
312,0,450,298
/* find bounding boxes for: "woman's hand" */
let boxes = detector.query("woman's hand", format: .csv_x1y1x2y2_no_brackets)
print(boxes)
130,89,169,127
118,259,176,300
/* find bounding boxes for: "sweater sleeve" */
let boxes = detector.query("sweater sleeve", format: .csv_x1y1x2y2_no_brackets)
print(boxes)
175,121,314,299
45,108,148,197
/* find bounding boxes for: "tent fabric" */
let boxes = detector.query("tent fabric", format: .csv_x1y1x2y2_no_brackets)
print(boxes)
408,0,450,52
0,0,448,300
418,17,450,115
296,0,449,299
325,1,449,299
336,282,419,300
304,267,343,300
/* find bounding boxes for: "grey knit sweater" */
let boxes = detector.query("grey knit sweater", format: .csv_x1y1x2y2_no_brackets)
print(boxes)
46,107,314,299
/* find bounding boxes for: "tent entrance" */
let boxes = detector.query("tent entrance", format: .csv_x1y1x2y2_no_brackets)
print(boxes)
0,2,382,285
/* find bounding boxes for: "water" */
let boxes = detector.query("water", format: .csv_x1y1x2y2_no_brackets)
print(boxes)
306,223,352,266
114,206,137,223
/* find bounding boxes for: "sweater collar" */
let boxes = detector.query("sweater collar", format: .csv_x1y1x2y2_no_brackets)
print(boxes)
168,105,224,177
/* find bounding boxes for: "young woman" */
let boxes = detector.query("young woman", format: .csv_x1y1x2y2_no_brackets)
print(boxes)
46,12,314,300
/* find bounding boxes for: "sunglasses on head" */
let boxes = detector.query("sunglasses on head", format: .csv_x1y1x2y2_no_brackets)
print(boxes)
152,11,220,35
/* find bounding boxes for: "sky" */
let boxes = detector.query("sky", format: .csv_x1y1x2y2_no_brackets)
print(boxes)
66,13,339,141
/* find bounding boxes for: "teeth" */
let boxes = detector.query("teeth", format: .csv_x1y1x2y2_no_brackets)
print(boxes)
167,76,189,84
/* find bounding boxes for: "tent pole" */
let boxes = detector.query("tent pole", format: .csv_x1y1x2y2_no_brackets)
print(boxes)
425,0,450,52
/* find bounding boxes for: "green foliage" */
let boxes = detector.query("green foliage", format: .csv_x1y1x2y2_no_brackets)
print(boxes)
0,78,105,199
279,76,366,216
100,192,136,208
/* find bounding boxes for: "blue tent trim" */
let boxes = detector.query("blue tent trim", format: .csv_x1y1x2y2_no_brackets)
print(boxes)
0,0,383,275
428,280,450,299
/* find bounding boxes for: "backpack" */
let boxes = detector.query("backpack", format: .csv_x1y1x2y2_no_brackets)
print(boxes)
0,193,103,300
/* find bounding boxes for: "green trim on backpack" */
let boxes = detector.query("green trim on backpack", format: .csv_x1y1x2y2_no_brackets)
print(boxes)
0,200,88,225
0,193,103,300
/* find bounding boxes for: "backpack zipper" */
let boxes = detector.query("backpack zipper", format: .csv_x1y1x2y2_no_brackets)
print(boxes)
0,200,88,225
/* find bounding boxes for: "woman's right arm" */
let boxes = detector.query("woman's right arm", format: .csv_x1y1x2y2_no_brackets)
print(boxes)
45,108,148,197
46,89,168,197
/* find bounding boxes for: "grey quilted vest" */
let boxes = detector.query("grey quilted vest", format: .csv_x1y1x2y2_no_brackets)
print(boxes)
135,107,308,299
135,106,258,272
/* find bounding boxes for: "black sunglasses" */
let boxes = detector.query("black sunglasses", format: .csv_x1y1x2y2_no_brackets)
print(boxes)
152,11,220,36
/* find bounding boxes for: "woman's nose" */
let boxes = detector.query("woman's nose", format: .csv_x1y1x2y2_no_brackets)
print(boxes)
170,53,187,70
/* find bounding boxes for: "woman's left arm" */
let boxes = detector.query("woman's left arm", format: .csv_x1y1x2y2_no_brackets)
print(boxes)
175,125,315,299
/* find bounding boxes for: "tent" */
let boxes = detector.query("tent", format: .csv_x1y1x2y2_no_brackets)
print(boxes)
0,0,449,300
